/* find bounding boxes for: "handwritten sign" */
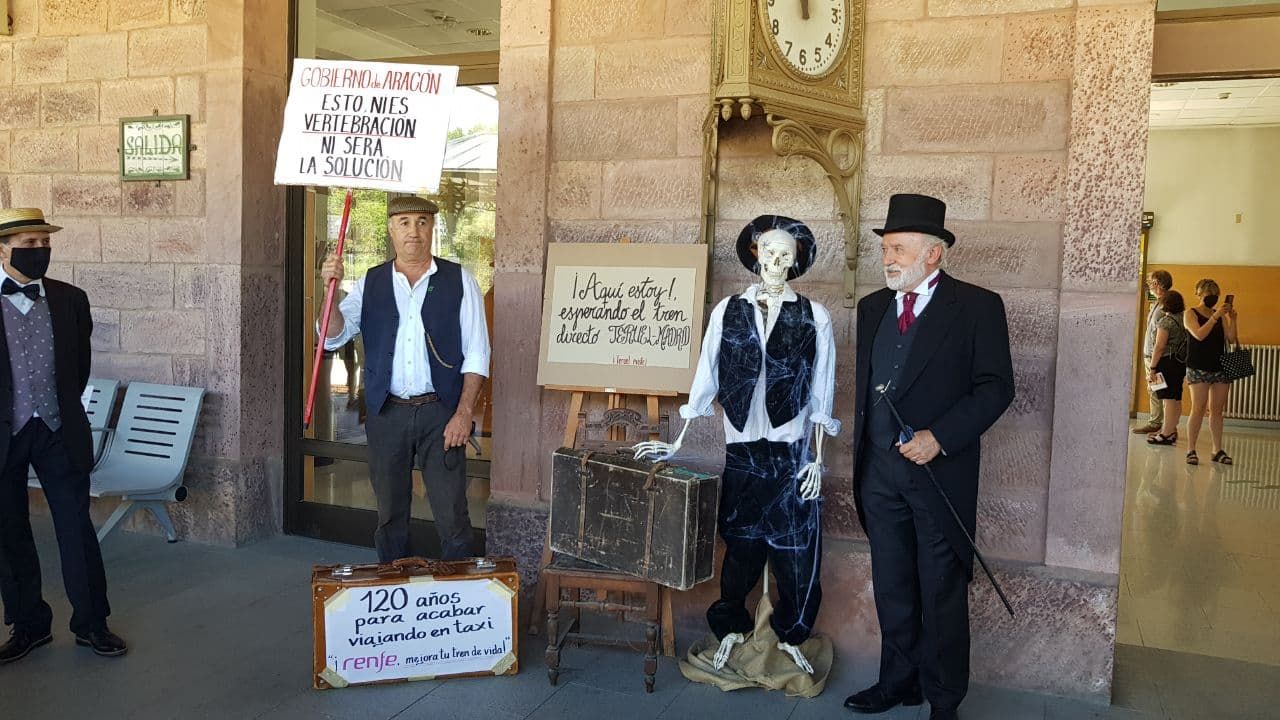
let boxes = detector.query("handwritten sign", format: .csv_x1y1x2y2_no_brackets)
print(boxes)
538,243,707,394
274,59,459,193
320,577,515,687
120,115,189,181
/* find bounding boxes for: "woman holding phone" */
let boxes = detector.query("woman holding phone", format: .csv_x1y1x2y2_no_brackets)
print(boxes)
1183,279,1239,465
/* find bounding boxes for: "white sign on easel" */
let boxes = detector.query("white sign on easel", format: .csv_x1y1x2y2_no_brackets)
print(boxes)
274,59,459,193
319,577,516,687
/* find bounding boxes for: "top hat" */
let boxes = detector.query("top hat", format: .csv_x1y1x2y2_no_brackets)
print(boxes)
873,194,955,247
0,208,61,238
736,215,817,280
387,196,439,216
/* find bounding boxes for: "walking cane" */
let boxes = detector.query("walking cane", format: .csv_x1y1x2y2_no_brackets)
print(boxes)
874,384,1016,618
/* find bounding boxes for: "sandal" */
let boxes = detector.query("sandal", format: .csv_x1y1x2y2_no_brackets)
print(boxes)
1186,450,1198,465
1147,433,1177,446
1211,450,1233,465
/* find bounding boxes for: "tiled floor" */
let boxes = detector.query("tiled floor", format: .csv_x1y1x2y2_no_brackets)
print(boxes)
3,504,1280,718
1120,424,1280,667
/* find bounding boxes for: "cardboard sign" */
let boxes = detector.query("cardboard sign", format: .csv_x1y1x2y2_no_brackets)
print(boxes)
537,243,708,394
312,558,517,686
274,59,459,193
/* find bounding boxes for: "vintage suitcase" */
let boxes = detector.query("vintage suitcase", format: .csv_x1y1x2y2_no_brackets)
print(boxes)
312,557,519,689
550,447,720,591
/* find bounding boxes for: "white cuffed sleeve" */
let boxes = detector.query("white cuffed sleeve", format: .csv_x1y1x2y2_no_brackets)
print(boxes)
807,301,840,437
458,268,491,377
321,276,365,351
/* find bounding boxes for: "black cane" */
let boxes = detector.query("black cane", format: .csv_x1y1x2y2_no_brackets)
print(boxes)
874,384,1016,618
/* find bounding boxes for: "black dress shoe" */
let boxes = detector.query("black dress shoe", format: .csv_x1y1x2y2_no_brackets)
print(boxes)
844,684,924,713
0,628,53,665
929,709,959,720
74,628,128,657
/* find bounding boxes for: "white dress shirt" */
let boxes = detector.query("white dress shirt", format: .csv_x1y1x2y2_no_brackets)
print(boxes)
680,283,840,444
894,268,941,320
2,268,45,316
324,260,490,398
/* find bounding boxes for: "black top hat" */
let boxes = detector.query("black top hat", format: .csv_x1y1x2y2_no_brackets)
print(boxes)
736,215,817,280
873,194,955,247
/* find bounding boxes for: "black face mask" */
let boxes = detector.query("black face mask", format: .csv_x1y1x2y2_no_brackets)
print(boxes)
7,246,52,281
1203,294,1219,308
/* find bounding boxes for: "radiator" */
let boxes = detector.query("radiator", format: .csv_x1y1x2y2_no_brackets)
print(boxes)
1225,344,1280,422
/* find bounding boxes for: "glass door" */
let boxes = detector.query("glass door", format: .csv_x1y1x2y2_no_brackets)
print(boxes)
285,0,500,553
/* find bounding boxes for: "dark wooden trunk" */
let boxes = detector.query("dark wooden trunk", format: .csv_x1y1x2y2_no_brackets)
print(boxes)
550,447,720,591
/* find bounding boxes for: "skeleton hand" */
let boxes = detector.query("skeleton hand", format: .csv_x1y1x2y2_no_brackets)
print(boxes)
797,461,823,501
632,418,691,462
713,632,745,670
778,641,814,674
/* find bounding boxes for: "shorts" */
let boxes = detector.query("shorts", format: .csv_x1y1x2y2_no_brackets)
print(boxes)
1187,367,1232,385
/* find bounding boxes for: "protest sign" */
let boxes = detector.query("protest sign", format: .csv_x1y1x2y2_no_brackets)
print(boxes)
274,59,459,193
537,243,708,394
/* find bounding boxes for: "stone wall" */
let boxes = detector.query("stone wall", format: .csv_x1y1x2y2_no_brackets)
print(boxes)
491,0,1156,701
2,0,289,546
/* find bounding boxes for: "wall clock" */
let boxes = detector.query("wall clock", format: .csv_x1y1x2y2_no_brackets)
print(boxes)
701,0,866,306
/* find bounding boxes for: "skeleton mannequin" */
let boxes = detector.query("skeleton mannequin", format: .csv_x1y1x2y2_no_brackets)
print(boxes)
636,216,838,677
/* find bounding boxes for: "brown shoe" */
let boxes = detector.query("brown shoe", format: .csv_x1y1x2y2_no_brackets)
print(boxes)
1132,424,1161,434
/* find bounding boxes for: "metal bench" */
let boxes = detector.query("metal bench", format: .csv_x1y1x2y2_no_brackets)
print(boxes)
90,382,205,543
28,377,120,489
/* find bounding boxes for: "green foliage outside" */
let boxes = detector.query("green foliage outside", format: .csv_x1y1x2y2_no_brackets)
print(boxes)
325,182,494,294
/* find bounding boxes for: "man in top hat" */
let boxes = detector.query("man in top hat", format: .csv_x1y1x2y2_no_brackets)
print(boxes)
844,195,1014,719
319,196,490,562
0,208,126,664
636,215,839,675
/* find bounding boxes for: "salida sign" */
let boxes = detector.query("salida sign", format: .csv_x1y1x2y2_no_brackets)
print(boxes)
274,59,459,193
120,115,189,181
319,576,516,687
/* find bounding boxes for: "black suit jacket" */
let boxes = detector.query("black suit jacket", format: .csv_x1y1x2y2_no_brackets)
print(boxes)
0,278,95,474
852,272,1015,576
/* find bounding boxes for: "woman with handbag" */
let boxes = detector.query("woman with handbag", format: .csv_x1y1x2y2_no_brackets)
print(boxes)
1182,279,1238,466
1146,290,1189,446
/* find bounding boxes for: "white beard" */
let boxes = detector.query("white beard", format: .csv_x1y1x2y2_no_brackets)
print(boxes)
884,253,931,292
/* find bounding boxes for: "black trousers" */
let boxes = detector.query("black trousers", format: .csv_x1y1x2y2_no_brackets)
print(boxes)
0,420,111,636
366,400,472,563
861,443,969,711
707,439,822,647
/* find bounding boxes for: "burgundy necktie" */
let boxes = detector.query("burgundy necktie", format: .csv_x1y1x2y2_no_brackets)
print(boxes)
898,274,940,334
898,292,918,334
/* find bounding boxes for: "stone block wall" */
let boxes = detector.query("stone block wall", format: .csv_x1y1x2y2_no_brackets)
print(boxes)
491,0,1156,701
3,1,289,546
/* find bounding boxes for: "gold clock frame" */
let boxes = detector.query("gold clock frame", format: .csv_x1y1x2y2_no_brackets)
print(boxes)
701,0,867,307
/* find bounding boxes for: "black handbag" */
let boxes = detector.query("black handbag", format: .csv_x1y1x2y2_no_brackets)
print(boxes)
1220,344,1255,381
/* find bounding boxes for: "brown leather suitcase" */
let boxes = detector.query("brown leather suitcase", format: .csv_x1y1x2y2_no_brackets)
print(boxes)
312,557,519,689
550,447,720,590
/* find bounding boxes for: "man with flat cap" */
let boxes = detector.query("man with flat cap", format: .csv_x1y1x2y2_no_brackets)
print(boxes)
845,195,1014,719
0,208,126,664
320,196,490,562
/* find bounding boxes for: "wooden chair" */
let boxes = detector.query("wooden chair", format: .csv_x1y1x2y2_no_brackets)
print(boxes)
541,403,675,694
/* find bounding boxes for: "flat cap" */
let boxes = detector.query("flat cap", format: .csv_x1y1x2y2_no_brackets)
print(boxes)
387,195,439,217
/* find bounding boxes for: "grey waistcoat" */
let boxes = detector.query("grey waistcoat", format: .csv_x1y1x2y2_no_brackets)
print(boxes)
865,299,921,450
3,296,61,433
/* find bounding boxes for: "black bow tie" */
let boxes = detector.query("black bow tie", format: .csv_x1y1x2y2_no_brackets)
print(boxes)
2,279,40,302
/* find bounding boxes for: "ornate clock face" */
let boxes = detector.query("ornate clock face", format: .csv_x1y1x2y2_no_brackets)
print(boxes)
763,0,848,79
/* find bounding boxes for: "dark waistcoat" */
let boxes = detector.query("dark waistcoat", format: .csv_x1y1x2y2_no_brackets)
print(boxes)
716,294,816,432
866,299,921,449
2,296,61,432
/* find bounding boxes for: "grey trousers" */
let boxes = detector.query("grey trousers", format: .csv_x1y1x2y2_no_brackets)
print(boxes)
366,400,472,562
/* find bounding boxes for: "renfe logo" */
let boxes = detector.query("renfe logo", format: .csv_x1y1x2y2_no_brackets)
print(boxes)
341,651,398,671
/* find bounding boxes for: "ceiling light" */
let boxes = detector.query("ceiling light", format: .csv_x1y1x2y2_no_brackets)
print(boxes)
1219,92,1232,100
467,27,493,37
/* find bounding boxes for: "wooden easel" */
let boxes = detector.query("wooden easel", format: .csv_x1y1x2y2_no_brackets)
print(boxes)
530,386,679,657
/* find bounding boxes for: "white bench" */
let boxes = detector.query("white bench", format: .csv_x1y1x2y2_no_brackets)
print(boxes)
30,381,205,543
90,382,205,543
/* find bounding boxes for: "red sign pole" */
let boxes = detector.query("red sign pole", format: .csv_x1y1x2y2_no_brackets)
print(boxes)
304,188,355,429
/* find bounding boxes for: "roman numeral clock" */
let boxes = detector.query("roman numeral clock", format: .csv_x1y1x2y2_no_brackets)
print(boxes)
702,0,866,306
